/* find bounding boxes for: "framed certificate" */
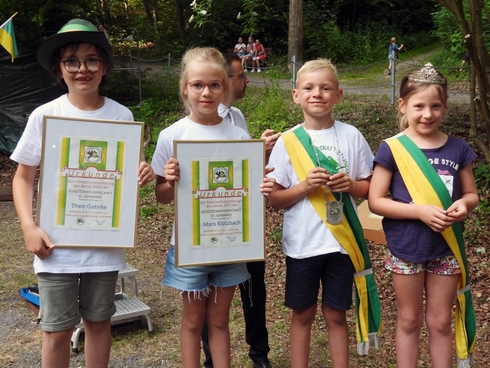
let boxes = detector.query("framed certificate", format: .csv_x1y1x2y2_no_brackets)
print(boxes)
174,140,266,267
37,116,144,248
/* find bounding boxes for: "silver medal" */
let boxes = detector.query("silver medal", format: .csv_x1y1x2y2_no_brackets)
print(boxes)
326,200,344,225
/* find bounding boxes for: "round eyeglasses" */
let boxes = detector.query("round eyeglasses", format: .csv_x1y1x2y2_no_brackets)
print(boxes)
186,81,223,93
61,58,103,73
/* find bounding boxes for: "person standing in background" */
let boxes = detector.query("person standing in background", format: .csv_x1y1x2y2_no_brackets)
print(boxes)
388,37,403,75
459,51,471,82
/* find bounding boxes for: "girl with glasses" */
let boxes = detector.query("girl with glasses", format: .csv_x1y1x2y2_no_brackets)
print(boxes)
151,47,274,367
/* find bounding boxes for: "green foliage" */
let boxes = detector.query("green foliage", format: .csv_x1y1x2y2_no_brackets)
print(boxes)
101,68,141,106
0,0,448,64
464,164,490,248
269,225,283,245
473,164,490,211
130,94,182,162
431,2,490,65
188,0,213,28
429,48,464,80
235,84,302,138
302,5,435,65
240,0,268,39
140,71,180,102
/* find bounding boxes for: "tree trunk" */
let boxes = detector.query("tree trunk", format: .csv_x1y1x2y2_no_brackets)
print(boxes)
141,0,154,25
437,0,490,163
99,0,111,20
175,0,187,47
288,0,303,72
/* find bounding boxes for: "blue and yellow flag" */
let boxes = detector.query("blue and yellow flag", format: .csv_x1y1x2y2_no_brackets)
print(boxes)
283,127,382,355
0,15,18,62
386,133,476,368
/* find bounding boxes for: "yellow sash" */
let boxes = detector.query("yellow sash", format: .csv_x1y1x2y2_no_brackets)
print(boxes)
386,133,476,367
283,127,382,354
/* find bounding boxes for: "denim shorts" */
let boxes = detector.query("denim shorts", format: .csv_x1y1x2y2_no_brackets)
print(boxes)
37,271,118,332
385,249,461,275
285,252,354,311
163,245,249,293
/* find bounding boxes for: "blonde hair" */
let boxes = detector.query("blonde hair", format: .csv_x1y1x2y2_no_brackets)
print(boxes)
179,47,231,113
398,69,448,131
296,58,339,87
391,37,396,43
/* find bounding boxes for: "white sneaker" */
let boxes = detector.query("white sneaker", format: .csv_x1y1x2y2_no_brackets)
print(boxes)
257,69,262,73
244,68,248,73
251,69,255,73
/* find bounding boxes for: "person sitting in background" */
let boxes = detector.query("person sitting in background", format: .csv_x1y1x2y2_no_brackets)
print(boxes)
252,39,266,73
234,37,247,58
241,37,256,72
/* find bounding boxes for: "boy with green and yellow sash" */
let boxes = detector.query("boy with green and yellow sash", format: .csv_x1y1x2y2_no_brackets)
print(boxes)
267,59,382,367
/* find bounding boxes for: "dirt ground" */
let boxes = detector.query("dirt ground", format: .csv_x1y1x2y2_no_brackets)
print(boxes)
0,53,488,367
1,145,489,368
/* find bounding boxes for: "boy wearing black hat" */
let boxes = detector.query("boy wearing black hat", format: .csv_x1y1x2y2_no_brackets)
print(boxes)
10,19,153,368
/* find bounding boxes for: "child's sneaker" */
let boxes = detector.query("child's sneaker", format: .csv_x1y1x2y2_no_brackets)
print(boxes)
251,69,255,73
257,69,262,73
244,68,248,73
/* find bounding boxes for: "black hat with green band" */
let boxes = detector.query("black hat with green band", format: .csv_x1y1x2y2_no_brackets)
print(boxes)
37,19,113,71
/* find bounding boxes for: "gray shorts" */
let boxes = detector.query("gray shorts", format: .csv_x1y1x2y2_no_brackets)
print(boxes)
37,271,118,332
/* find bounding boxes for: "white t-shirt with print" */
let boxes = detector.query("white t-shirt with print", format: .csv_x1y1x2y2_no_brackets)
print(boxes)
151,116,251,245
10,94,133,274
235,43,247,53
267,122,373,259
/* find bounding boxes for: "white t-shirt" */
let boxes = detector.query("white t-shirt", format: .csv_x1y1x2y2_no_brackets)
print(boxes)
218,103,249,135
267,122,374,259
10,94,133,274
151,116,250,244
234,43,247,53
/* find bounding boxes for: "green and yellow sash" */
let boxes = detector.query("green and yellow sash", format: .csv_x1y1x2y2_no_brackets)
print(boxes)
385,133,476,368
282,126,382,355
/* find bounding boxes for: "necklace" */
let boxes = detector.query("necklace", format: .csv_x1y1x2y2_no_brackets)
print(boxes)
303,121,344,225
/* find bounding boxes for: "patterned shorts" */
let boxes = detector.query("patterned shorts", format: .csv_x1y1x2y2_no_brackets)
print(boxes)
385,249,461,275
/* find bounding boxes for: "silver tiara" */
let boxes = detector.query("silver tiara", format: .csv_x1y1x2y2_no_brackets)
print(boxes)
408,63,446,85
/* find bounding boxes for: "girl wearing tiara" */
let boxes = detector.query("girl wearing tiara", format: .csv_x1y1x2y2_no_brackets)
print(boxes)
368,63,479,367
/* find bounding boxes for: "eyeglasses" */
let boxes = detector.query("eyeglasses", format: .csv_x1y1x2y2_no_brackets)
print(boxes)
186,81,223,93
229,73,247,80
61,58,103,73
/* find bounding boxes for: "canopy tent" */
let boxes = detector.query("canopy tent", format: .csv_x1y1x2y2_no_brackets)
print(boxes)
0,44,64,154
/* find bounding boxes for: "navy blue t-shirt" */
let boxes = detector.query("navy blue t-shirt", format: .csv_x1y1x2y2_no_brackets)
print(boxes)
374,136,477,262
